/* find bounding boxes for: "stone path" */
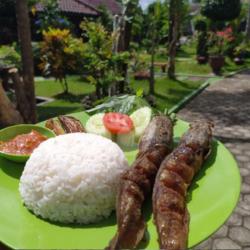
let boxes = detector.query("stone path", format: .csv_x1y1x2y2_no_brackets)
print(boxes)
178,70,250,249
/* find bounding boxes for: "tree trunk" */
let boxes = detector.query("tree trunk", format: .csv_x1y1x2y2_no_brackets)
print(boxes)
117,0,139,93
167,0,182,79
9,69,34,121
1,68,11,91
149,46,155,95
96,83,101,99
246,0,250,40
16,0,37,123
0,81,23,128
64,77,69,94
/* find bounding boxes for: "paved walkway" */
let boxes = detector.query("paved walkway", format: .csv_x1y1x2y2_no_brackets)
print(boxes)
178,70,250,249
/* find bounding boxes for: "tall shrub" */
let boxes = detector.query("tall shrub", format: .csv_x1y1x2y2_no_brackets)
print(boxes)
39,28,85,93
201,0,241,21
195,19,209,61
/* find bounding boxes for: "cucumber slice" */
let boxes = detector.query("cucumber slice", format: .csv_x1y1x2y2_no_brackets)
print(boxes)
116,130,135,149
130,107,152,141
86,113,111,139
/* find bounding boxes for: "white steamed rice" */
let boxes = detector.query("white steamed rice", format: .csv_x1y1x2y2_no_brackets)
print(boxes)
19,133,129,224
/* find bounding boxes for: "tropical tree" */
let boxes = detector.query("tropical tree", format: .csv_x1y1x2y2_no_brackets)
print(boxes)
0,0,37,126
201,0,241,22
167,0,183,79
97,5,113,32
130,5,144,45
143,1,169,44
15,0,37,123
116,0,139,93
80,21,129,99
145,1,166,94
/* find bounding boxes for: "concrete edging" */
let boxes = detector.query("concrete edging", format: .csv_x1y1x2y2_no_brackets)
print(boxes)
169,77,219,114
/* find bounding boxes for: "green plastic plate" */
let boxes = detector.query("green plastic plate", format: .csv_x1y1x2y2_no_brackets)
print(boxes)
0,112,241,249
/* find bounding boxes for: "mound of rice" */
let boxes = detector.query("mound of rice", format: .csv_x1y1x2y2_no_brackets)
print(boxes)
19,133,129,224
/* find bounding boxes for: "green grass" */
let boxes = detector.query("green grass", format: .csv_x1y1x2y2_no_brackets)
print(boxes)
137,41,250,76
35,75,203,121
176,57,250,76
36,76,95,121
176,59,211,75
37,100,83,122
36,76,95,97
177,42,196,58
130,77,203,112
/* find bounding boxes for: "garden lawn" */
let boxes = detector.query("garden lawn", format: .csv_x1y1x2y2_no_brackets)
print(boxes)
130,77,203,112
35,75,203,121
176,57,250,76
137,41,250,76
35,76,94,121
140,55,250,76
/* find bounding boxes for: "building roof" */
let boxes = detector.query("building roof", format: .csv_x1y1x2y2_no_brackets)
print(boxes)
36,0,121,16
81,0,122,15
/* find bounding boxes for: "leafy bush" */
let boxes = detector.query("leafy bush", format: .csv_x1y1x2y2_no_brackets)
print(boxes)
80,21,129,98
0,45,20,68
32,42,43,75
234,41,250,58
201,0,241,21
39,28,85,93
130,43,148,72
207,27,235,56
194,17,207,32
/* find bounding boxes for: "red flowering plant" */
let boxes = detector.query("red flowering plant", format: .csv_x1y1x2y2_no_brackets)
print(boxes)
208,26,235,56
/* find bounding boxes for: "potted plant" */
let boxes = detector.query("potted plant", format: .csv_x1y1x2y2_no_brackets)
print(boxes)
208,27,234,74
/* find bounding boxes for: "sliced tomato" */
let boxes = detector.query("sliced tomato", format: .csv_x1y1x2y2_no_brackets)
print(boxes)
103,112,134,134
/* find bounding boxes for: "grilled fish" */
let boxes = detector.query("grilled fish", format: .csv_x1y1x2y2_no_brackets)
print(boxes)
107,116,174,250
45,115,85,135
153,121,213,250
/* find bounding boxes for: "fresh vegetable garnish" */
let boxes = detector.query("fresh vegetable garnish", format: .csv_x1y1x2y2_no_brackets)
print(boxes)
117,130,135,149
103,113,134,134
130,107,152,141
86,113,111,139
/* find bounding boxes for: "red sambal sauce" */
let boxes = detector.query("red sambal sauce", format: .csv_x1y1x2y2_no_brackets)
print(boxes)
0,130,48,155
